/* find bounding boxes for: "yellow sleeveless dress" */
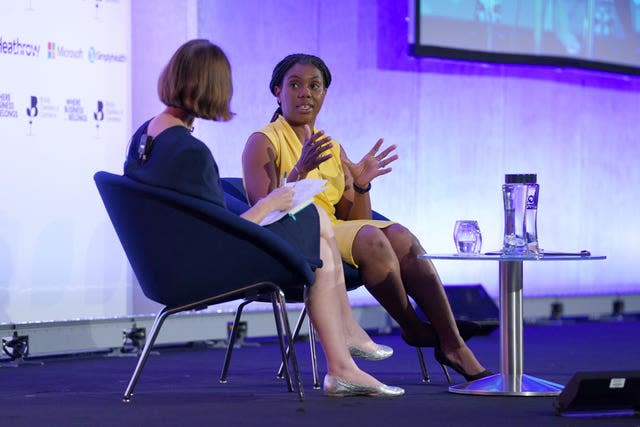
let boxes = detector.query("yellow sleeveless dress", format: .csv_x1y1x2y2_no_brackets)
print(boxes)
255,116,393,267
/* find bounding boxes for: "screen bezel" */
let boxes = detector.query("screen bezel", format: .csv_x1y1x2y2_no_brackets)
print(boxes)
409,0,640,76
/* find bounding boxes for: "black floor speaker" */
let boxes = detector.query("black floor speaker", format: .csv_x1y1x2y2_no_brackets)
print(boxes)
554,371,640,418
415,284,499,335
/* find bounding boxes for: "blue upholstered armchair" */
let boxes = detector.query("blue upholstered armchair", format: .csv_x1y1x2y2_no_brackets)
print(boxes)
94,171,314,401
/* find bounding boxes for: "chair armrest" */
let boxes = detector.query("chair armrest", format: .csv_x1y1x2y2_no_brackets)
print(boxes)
372,210,389,221
224,191,250,215
220,177,248,203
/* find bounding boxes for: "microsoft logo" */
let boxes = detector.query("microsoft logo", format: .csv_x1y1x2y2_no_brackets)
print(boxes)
48,42,56,59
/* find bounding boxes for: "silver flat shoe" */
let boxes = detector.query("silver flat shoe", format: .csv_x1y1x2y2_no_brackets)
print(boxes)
323,375,404,397
348,344,393,361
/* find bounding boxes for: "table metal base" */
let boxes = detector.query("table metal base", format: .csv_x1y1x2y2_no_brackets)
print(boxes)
419,253,604,398
448,373,564,396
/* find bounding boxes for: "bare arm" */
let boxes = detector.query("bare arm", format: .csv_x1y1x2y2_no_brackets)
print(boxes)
239,132,295,224
242,132,280,206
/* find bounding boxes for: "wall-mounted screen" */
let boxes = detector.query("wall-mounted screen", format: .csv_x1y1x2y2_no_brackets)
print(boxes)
409,0,640,75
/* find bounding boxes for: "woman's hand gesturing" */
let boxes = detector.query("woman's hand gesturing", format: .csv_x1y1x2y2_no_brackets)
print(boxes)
342,138,398,188
294,125,333,178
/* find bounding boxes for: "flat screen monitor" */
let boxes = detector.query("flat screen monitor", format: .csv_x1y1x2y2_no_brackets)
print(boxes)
409,0,640,75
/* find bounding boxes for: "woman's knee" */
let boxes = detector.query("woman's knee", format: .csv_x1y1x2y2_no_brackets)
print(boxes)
314,205,335,239
384,223,423,256
353,226,397,267
316,240,338,280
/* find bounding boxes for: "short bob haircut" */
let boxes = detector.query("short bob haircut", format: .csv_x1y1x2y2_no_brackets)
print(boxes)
157,39,233,121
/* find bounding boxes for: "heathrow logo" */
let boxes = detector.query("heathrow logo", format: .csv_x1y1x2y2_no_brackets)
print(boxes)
0,36,40,58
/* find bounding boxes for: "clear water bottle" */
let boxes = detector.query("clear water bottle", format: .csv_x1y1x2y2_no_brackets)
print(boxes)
502,174,527,254
524,174,539,254
502,173,539,255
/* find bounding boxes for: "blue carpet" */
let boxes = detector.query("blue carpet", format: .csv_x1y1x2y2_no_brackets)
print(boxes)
0,320,638,426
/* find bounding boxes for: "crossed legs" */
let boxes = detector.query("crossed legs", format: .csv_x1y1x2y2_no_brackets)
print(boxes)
353,224,486,376
304,206,384,387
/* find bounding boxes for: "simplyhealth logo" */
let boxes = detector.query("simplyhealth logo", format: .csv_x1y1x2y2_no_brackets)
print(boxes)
87,46,126,64
0,36,40,57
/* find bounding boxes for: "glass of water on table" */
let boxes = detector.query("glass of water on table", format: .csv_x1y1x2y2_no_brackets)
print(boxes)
453,220,482,255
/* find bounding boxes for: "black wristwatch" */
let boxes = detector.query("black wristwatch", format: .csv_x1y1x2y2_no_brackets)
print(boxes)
353,182,371,194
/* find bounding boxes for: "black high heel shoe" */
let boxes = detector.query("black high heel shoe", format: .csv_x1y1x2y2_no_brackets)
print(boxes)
434,346,492,384
401,321,483,384
401,320,481,348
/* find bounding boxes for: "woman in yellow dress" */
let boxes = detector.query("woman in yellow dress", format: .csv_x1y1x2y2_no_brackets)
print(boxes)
242,54,490,382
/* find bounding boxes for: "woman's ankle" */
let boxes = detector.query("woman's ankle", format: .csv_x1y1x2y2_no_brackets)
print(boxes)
440,345,485,374
344,326,375,348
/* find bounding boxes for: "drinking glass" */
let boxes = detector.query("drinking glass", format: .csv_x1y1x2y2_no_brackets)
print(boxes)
453,220,482,255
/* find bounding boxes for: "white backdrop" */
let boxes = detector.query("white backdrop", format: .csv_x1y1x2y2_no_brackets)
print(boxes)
1,0,638,326
0,0,131,323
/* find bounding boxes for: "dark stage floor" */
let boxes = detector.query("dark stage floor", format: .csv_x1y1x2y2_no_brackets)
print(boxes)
1,320,639,426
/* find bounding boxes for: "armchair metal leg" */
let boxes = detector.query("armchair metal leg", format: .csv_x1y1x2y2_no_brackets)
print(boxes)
122,307,172,402
416,347,430,383
220,289,303,400
277,306,307,379
307,316,320,389
276,306,321,389
271,292,293,391
220,298,253,383
271,291,304,401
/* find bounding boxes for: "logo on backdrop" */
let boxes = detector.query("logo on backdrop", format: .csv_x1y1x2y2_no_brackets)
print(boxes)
0,93,18,118
0,36,40,58
64,98,87,122
103,100,124,123
87,46,126,64
37,96,58,119
92,99,125,137
47,42,83,60
26,96,38,135
48,42,55,59
24,95,58,134
94,100,104,138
